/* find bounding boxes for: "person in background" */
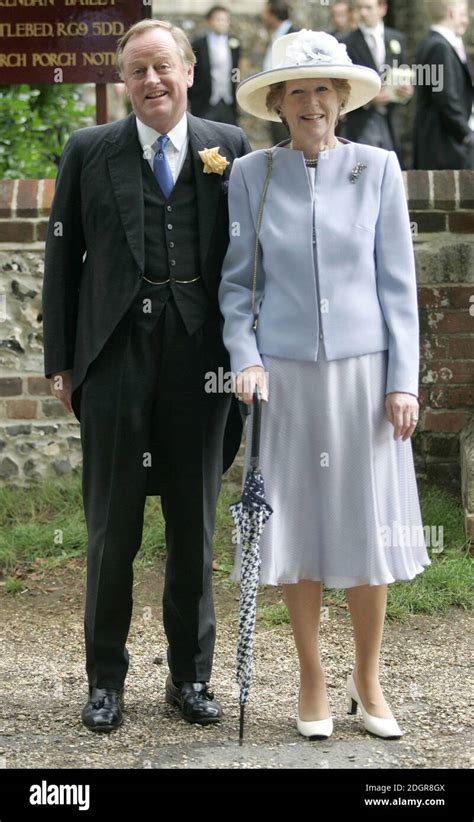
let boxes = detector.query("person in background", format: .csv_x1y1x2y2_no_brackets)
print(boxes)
329,0,355,40
188,5,241,125
340,0,413,163
261,0,300,144
414,0,473,170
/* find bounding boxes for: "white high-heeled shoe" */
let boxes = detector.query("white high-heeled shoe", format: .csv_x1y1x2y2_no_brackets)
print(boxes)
346,672,403,739
297,690,333,739
297,713,333,740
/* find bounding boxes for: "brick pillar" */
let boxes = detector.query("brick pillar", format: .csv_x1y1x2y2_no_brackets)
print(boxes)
405,169,474,489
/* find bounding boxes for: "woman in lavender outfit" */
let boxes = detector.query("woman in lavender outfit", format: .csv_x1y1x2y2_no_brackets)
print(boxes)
218,31,431,742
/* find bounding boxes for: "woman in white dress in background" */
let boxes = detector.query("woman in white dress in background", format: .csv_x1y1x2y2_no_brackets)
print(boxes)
218,31,431,741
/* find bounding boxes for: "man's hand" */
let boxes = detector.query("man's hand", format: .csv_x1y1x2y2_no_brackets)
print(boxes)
235,366,268,405
372,87,392,105
395,83,414,101
50,369,73,413
385,392,419,441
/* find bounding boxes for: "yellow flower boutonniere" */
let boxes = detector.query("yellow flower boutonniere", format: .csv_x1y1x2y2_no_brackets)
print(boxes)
198,146,230,175
389,39,402,55
228,37,240,49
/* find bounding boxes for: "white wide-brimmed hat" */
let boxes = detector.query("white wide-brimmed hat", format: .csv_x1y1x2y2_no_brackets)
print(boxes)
236,29,381,121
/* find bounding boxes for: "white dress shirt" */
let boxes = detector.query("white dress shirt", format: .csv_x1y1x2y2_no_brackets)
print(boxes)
360,21,386,70
136,111,188,183
263,19,294,72
207,31,233,105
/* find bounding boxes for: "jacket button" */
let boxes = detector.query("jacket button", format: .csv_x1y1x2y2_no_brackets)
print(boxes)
166,205,172,212
169,241,175,248
319,333,323,339
167,224,173,230
170,259,176,266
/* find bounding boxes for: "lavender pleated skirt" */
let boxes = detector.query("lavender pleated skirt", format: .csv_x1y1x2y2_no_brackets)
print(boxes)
230,347,432,588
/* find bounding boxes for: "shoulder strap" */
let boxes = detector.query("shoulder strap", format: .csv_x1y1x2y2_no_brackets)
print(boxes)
252,149,273,319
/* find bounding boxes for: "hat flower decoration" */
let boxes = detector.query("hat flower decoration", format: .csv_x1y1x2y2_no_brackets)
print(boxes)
281,29,352,67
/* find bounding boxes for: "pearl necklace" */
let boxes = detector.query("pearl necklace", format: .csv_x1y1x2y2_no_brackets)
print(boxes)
289,139,338,166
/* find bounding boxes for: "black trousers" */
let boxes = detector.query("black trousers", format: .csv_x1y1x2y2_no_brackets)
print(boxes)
80,284,231,690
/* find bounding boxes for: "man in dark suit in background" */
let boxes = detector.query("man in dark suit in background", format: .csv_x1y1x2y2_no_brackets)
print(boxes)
414,0,473,170
42,19,251,732
188,5,241,125
261,0,300,144
340,0,413,162
329,0,356,40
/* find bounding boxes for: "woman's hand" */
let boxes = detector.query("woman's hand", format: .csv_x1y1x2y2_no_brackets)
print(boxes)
384,392,419,441
235,366,268,405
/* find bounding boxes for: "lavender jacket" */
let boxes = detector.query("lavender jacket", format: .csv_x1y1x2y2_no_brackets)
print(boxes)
217,138,420,396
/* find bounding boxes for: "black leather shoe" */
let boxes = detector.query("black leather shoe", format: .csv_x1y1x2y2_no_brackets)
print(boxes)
165,673,223,724
81,686,124,732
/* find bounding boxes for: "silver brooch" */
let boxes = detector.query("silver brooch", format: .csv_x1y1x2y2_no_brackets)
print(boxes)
351,162,367,183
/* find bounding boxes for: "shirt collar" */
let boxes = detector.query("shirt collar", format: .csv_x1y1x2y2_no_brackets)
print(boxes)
430,24,460,50
360,21,385,38
135,110,188,153
208,31,227,41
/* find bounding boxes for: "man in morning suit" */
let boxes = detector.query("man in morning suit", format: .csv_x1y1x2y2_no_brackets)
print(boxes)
42,19,251,731
261,0,300,145
188,5,241,125
340,0,413,163
414,0,473,170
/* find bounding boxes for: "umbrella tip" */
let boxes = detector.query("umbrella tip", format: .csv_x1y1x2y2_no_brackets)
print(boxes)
239,704,245,745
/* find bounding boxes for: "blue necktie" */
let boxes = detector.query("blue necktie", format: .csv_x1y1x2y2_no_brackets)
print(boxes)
153,134,174,199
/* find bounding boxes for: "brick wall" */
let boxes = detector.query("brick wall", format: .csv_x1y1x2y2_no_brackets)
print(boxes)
0,181,82,483
0,173,473,488
405,170,474,487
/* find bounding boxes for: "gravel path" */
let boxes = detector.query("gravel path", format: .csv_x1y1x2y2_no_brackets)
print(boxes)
1,558,472,769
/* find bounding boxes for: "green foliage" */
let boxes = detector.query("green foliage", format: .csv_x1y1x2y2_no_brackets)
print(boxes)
0,84,94,179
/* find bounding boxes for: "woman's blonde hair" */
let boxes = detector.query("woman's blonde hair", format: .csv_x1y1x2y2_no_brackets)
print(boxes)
266,78,351,131
116,19,196,78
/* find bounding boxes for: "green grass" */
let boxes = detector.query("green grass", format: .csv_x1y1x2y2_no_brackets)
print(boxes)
3,576,24,594
0,475,166,573
0,477,86,572
0,476,472,622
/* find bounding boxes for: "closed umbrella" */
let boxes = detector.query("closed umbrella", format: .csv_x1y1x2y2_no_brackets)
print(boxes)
230,388,273,745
